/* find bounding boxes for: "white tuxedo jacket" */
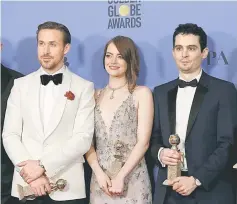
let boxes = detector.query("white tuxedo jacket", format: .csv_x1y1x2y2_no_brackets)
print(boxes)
2,68,95,200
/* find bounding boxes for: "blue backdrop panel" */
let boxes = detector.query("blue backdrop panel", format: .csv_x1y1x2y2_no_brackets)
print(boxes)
1,1,237,89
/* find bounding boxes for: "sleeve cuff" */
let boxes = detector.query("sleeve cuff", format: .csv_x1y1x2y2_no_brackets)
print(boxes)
196,178,202,186
158,147,166,167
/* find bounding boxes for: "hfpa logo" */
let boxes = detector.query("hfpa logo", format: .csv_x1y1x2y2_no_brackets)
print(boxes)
207,51,228,65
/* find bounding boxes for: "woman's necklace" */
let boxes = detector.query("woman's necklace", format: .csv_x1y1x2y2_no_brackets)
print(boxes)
107,82,127,99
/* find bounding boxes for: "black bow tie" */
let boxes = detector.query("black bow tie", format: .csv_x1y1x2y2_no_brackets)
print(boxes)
40,73,63,86
178,79,198,88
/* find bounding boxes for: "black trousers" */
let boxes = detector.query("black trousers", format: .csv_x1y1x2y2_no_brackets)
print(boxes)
164,171,197,204
6,196,87,204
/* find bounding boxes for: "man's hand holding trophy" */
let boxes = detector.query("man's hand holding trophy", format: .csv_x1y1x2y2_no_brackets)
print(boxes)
161,134,199,196
16,160,67,202
162,134,182,185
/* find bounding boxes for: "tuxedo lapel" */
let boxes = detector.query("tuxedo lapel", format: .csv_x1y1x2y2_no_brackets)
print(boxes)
44,68,72,138
167,81,178,135
30,69,45,139
186,72,209,140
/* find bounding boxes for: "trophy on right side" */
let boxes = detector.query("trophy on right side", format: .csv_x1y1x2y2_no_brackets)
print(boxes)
163,134,182,185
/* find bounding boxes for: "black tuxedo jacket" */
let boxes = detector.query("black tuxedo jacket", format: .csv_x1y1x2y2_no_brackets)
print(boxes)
151,71,237,204
1,64,23,203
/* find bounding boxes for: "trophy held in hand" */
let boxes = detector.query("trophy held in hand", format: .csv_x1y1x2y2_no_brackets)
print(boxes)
163,134,181,185
17,179,67,202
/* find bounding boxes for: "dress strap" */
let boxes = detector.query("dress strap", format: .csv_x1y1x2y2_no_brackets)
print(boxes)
95,87,106,104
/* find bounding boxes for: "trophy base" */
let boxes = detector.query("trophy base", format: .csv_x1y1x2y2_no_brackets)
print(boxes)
162,179,169,186
17,184,25,201
17,184,35,202
233,163,237,169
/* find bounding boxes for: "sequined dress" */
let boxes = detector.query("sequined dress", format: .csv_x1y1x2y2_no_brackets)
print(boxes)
90,90,152,204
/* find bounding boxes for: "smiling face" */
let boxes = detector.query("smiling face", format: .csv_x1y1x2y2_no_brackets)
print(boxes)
104,42,127,78
172,33,208,75
37,29,70,73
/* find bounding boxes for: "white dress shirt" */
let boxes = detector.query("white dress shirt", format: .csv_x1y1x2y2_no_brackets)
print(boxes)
40,66,65,135
158,70,202,171
176,70,202,171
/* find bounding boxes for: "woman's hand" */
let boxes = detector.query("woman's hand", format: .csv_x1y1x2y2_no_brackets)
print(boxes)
95,170,112,197
108,175,125,196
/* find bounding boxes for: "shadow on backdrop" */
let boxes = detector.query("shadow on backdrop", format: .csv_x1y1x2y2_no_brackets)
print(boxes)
157,35,178,85
227,48,237,87
83,35,110,89
15,37,39,75
1,38,15,69
136,41,161,89
66,36,84,75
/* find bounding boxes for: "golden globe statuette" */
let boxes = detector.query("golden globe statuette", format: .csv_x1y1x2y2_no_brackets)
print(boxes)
17,179,67,202
163,134,181,185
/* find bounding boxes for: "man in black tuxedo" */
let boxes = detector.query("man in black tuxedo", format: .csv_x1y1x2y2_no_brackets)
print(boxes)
151,23,237,204
1,43,23,204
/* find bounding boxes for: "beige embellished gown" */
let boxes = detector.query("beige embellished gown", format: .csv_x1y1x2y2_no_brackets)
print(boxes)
90,90,152,204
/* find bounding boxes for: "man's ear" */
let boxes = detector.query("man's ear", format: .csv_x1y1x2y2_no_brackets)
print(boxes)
64,43,71,55
202,47,209,59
